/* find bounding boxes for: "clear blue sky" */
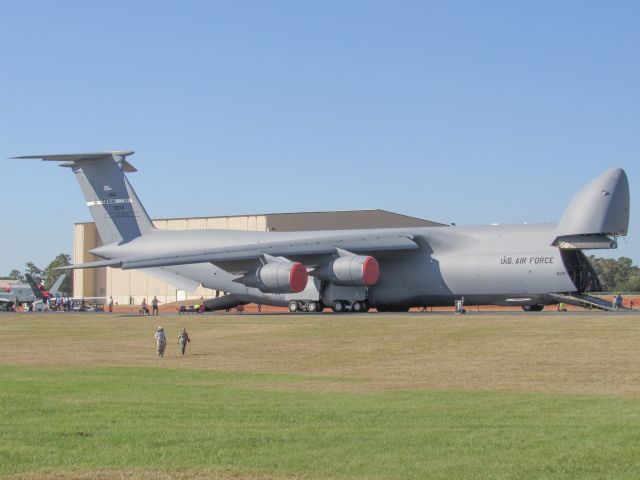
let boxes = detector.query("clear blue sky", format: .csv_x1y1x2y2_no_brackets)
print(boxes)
1,0,637,274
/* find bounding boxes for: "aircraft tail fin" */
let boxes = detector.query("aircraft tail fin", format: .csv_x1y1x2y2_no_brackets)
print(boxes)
553,168,630,247
13,151,155,245
48,274,66,296
24,274,46,300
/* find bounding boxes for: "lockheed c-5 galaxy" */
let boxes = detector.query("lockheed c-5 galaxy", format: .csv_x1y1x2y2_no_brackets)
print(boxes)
14,152,630,313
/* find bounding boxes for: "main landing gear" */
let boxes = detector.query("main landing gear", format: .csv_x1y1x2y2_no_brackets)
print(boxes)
288,300,323,313
288,300,369,313
331,300,369,313
330,299,368,313
522,305,545,312
351,301,367,313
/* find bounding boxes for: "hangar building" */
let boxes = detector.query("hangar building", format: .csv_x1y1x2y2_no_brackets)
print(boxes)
73,209,444,305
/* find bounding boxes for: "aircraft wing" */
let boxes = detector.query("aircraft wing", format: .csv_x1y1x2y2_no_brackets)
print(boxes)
64,231,419,274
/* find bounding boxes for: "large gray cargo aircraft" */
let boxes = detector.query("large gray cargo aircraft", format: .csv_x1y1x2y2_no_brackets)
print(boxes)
14,152,630,312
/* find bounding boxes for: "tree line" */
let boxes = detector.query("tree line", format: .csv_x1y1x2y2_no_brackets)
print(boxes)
2,253,639,295
589,256,640,293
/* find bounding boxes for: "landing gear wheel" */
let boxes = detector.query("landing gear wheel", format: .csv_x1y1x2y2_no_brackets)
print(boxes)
288,301,300,313
332,300,345,313
522,305,544,312
352,301,365,313
307,301,318,313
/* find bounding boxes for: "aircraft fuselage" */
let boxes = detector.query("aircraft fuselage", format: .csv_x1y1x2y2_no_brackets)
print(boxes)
92,223,581,309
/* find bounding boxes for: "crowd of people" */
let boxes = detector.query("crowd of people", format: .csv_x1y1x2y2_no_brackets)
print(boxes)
50,297,85,312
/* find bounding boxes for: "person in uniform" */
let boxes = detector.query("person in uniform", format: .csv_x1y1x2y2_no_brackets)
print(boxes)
108,296,113,313
154,327,167,358
177,328,190,355
151,296,160,316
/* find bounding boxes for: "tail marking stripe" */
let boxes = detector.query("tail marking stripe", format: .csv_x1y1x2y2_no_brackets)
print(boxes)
86,198,133,207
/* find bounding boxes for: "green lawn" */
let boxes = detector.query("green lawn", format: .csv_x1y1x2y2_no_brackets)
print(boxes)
2,365,640,479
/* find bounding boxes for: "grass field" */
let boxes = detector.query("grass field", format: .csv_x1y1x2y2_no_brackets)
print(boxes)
1,311,640,479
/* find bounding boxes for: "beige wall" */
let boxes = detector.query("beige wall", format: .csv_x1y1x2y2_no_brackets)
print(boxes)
152,215,267,232
73,223,99,298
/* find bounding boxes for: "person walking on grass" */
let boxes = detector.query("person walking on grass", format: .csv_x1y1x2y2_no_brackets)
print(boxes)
177,328,190,355
154,326,167,358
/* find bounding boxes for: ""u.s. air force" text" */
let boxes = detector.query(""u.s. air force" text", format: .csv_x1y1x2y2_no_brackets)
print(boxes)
500,256,554,265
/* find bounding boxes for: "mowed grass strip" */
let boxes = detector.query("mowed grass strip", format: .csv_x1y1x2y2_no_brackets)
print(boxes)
2,365,640,479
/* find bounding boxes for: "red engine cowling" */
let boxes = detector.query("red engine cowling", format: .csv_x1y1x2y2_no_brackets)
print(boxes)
245,261,308,293
316,255,379,286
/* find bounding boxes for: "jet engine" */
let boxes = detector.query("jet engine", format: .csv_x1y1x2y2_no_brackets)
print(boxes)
316,255,379,286
244,261,308,294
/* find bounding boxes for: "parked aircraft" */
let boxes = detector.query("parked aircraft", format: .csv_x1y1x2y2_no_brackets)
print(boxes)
0,274,66,311
1,278,36,311
14,152,630,312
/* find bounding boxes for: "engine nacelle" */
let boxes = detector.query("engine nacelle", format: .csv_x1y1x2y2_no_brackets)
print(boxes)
244,261,308,294
316,255,379,286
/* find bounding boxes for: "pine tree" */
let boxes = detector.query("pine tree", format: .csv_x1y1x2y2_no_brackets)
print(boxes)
44,254,72,294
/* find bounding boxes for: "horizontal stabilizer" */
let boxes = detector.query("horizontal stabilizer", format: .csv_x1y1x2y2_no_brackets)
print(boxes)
12,151,137,172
